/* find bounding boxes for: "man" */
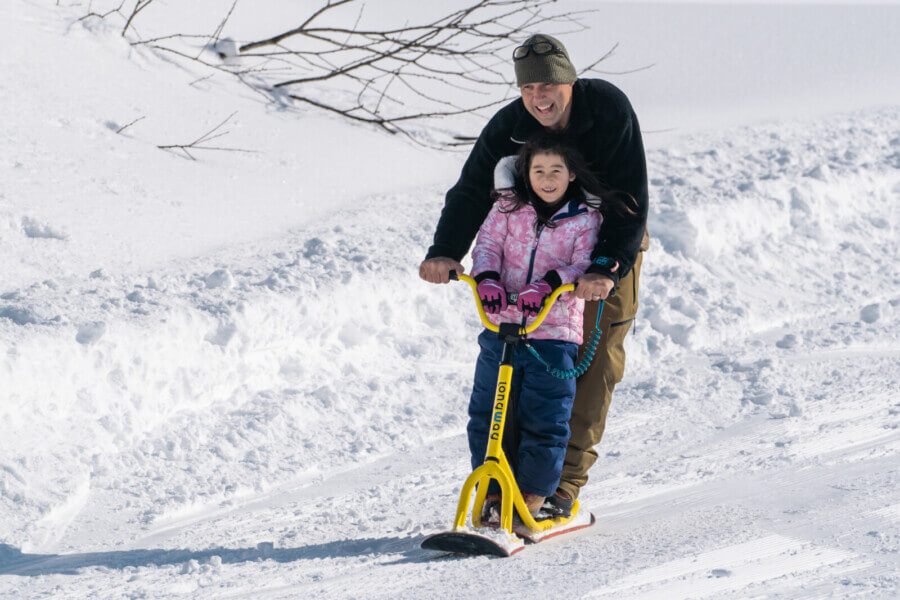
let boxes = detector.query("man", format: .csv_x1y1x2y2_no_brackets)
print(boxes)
419,34,649,515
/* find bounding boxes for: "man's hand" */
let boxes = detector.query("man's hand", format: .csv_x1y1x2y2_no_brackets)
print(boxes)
575,272,615,301
419,257,465,284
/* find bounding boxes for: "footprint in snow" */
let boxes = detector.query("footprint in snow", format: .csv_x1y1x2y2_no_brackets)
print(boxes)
776,333,799,349
0,306,40,325
803,164,832,182
205,269,234,289
76,322,106,344
206,321,237,347
21,216,67,240
860,304,880,324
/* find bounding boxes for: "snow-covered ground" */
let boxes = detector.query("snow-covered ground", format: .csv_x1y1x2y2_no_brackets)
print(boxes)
1,1,898,598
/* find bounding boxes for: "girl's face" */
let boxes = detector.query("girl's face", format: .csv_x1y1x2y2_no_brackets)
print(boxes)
528,151,576,205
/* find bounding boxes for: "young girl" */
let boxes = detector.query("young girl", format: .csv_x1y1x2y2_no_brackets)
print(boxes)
467,135,630,524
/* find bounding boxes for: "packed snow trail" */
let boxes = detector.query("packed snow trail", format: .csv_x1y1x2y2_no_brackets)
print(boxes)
2,105,898,599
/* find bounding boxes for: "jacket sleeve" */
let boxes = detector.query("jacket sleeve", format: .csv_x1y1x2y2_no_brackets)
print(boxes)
425,113,510,261
470,202,508,278
586,105,648,283
551,211,602,286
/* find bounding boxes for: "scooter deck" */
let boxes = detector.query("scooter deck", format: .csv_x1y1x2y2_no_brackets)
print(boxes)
515,509,595,543
421,510,595,557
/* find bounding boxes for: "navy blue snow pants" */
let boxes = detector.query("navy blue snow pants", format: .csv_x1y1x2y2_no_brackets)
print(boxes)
467,329,578,498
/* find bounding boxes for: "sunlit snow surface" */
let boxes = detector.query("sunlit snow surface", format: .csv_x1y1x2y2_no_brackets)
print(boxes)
1,1,899,599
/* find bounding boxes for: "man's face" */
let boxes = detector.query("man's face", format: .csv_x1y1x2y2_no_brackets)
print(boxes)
520,82,574,131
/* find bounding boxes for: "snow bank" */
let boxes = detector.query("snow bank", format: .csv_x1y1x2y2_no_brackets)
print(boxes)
635,108,899,354
0,191,484,549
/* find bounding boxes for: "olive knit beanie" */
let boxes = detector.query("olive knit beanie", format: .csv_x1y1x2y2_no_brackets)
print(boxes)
514,34,577,87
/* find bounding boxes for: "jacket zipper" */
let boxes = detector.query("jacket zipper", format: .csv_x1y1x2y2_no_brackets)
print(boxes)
525,223,544,284
526,201,584,283
520,223,545,328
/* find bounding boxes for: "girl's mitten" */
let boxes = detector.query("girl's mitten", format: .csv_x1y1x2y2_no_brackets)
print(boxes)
476,279,508,315
517,279,553,318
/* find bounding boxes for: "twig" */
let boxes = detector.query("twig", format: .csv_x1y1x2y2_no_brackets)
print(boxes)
586,63,657,76
238,0,356,53
122,0,155,37
116,115,145,134
198,0,240,59
189,74,215,87
157,112,254,160
78,0,125,23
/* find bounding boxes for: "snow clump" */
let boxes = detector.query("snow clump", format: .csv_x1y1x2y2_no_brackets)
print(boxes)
76,321,107,344
205,269,235,290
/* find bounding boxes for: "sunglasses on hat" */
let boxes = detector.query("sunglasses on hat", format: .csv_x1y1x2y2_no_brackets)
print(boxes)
513,41,565,61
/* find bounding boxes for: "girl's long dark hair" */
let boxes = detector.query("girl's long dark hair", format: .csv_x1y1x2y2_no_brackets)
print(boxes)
497,134,636,230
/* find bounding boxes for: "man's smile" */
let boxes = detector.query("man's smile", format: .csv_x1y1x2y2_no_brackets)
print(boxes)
519,82,573,130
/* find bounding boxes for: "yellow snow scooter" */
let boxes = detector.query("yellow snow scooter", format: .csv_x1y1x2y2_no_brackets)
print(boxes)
421,272,597,557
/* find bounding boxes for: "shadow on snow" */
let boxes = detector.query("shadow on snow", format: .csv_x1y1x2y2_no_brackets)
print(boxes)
0,534,448,577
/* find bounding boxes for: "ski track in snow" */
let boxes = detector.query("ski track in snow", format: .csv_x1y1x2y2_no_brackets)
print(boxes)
1,104,898,599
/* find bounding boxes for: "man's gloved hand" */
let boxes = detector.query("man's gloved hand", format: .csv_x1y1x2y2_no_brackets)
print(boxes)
476,279,508,315
517,279,553,318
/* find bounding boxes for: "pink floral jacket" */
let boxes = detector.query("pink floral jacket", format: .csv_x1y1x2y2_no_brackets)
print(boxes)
471,191,602,344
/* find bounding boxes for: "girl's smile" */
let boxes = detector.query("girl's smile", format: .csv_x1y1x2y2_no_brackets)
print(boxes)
529,151,576,205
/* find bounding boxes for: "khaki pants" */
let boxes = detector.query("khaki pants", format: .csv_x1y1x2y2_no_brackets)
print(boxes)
559,250,643,499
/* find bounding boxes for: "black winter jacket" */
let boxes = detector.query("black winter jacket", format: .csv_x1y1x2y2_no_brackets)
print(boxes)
425,78,648,283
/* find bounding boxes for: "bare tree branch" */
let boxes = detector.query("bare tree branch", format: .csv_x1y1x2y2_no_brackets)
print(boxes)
239,0,356,53
78,0,126,23
122,0,155,37
70,0,643,148
157,112,255,160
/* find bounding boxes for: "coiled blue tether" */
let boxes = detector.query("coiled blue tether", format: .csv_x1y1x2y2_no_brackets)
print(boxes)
523,300,605,379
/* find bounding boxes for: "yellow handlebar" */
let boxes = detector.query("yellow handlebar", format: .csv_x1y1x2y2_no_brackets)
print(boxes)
452,272,575,335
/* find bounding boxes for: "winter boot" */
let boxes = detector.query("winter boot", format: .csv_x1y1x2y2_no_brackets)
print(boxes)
509,492,547,527
539,489,574,519
522,492,546,518
480,494,502,528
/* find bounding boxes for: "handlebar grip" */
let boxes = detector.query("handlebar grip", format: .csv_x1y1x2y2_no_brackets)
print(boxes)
448,270,459,281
